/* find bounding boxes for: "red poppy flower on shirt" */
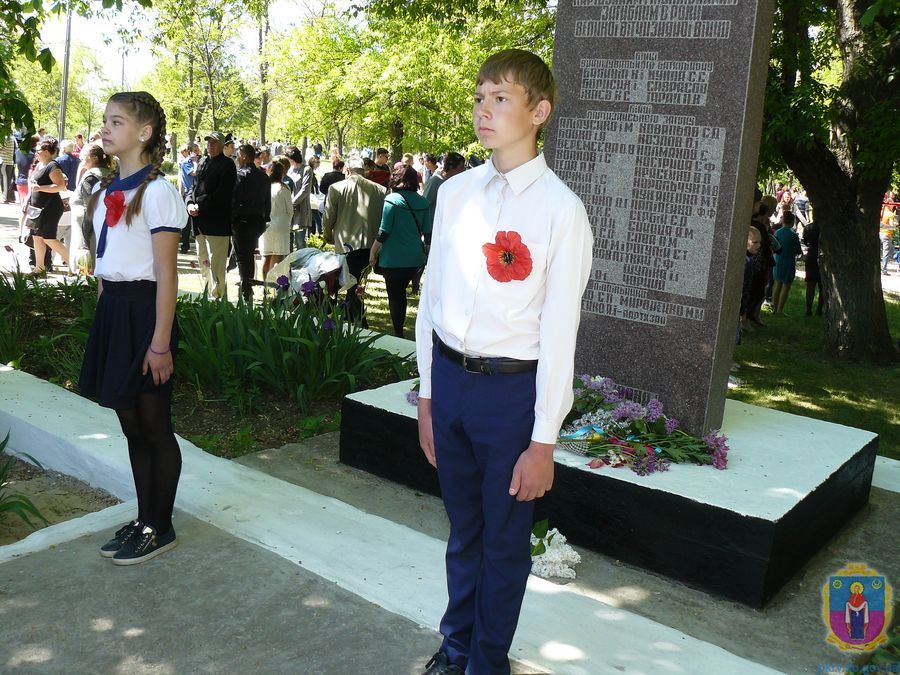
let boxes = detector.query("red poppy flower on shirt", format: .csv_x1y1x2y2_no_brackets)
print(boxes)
482,231,532,282
104,191,126,226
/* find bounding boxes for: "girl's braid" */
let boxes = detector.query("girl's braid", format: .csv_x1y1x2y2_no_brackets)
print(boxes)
125,92,167,225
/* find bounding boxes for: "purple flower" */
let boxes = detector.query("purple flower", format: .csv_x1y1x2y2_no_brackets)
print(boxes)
646,398,664,422
664,417,679,434
276,274,290,290
612,400,645,421
323,318,336,332
300,280,318,297
406,389,420,406
633,453,671,476
579,373,592,387
712,448,728,470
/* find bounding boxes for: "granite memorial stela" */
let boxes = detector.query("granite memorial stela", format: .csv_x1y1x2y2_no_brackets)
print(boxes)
543,0,775,433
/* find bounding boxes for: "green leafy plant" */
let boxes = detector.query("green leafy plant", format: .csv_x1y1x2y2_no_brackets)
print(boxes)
0,433,50,529
295,412,342,440
175,292,412,414
530,518,554,557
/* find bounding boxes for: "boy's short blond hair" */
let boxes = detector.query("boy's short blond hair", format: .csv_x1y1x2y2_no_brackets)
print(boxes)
476,49,556,131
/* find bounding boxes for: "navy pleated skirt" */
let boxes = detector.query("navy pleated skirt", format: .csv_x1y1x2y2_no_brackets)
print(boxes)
79,280,179,410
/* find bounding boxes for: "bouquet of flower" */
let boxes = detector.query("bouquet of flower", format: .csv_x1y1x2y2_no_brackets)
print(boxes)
557,374,729,475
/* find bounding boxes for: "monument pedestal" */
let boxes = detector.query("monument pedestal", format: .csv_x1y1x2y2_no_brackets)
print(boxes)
340,380,878,608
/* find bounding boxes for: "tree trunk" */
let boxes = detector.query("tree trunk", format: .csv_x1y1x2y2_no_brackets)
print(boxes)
779,140,895,362
389,118,403,162
771,0,898,363
187,53,197,144
258,13,269,143
336,126,345,157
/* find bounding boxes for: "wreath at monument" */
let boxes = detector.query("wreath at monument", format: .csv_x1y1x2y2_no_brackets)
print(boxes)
557,374,729,475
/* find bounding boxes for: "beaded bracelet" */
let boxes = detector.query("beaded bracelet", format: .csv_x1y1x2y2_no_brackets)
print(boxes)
148,345,170,355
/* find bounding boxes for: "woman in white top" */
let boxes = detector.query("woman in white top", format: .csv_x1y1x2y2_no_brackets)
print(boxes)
70,142,114,272
261,160,293,280
79,91,188,566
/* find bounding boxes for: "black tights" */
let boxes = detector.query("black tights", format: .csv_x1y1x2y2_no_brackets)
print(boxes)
382,267,418,338
115,392,182,534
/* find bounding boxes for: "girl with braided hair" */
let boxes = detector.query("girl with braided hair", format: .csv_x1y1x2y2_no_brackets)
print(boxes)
79,91,188,565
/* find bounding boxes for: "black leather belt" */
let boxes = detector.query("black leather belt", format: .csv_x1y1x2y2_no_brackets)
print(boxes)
433,332,538,375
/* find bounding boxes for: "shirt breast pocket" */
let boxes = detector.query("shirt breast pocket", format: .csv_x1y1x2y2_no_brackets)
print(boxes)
493,239,548,314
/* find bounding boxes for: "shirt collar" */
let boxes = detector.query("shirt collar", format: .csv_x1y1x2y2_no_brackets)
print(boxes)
482,153,548,196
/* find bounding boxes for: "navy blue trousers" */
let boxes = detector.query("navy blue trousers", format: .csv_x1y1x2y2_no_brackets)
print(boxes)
431,346,536,675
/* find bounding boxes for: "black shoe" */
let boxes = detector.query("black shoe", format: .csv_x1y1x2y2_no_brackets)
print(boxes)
179,246,190,254
423,652,464,675
99,520,141,558
112,525,177,565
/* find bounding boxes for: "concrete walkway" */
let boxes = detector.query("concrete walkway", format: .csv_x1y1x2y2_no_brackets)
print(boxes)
2,367,899,674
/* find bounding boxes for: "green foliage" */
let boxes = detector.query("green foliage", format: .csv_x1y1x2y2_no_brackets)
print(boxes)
530,518,554,557
174,292,413,415
266,5,555,152
295,412,341,439
0,433,50,530
0,272,96,383
188,424,259,458
137,0,261,141
305,233,334,252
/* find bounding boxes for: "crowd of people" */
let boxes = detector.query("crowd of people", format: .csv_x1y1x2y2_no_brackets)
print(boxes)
737,185,900,340
740,185,821,336
1,126,477,337
177,132,467,334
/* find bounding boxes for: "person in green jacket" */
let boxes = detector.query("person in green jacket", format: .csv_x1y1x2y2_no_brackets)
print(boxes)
369,165,432,338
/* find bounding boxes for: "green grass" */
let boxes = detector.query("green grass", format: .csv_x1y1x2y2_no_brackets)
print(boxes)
363,272,421,338
731,286,900,460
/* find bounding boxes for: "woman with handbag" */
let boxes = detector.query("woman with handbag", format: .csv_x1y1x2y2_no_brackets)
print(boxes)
26,137,70,274
369,165,432,338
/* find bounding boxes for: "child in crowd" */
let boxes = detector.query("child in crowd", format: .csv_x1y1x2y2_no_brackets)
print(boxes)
740,226,763,337
79,91,188,565
772,211,802,314
415,49,593,675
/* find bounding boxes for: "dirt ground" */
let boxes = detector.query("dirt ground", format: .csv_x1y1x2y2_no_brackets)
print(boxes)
0,457,120,546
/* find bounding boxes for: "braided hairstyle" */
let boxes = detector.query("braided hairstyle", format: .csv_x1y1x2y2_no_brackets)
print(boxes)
86,91,168,227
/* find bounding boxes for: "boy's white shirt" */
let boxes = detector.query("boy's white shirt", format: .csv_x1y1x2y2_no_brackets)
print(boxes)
415,152,594,444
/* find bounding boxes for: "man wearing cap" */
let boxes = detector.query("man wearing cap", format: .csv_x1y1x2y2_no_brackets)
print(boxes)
323,157,385,325
187,131,237,298
223,134,236,163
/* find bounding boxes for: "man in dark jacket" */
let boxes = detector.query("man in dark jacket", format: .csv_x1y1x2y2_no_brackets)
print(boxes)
187,131,237,299
232,144,271,303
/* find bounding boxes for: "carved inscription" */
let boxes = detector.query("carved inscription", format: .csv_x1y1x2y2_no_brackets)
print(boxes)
554,106,726,325
581,52,714,106
573,0,737,40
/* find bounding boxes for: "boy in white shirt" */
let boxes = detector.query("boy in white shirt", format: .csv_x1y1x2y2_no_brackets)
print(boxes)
416,49,593,675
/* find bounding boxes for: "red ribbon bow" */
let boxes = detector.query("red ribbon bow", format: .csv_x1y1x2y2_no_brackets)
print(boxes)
104,191,126,227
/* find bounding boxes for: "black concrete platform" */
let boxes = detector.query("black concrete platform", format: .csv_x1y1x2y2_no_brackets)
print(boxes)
340,380,878,608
